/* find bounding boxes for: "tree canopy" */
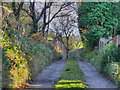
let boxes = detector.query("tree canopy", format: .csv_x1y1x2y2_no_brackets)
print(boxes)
78,2,120,50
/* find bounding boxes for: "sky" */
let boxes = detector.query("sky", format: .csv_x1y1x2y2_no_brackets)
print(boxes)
35,2,80,36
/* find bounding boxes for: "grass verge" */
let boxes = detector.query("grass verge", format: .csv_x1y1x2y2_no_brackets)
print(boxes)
54,58,87,88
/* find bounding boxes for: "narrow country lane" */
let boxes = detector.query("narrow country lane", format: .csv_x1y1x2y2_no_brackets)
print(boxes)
28,59,65,88
78,60,117,88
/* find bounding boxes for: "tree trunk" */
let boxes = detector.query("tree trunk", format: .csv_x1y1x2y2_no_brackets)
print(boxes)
42,2,47,37
33,19,38,33
28,2,38,37
66,49,69,59
29,18,38,37
46,5,51,37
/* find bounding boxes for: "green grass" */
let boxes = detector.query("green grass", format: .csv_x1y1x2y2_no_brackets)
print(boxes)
59,58,85,81
54,58,87,88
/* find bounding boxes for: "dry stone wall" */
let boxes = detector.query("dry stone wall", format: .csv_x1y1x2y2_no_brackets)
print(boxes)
99,35,120,50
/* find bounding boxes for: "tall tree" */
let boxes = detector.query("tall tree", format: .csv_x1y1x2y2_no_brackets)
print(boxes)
53,14,78,58
22,2,73,36
1,2,32,44
12,2,24,20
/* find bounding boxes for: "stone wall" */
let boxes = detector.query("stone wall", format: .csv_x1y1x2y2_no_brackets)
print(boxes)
99,35,120,50
99,37,112,50
116,35,120,47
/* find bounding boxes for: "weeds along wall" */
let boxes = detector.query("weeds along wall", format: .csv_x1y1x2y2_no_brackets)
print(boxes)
2,31,62,88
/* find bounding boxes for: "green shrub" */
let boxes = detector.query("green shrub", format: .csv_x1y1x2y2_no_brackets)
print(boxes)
21,40,62,80
81,43,120,87
83,43,120,70
103,62,120,87
2,31,62,88
100,44,120,69
109,62,120,87
2,32,30,88
103,63,112,74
